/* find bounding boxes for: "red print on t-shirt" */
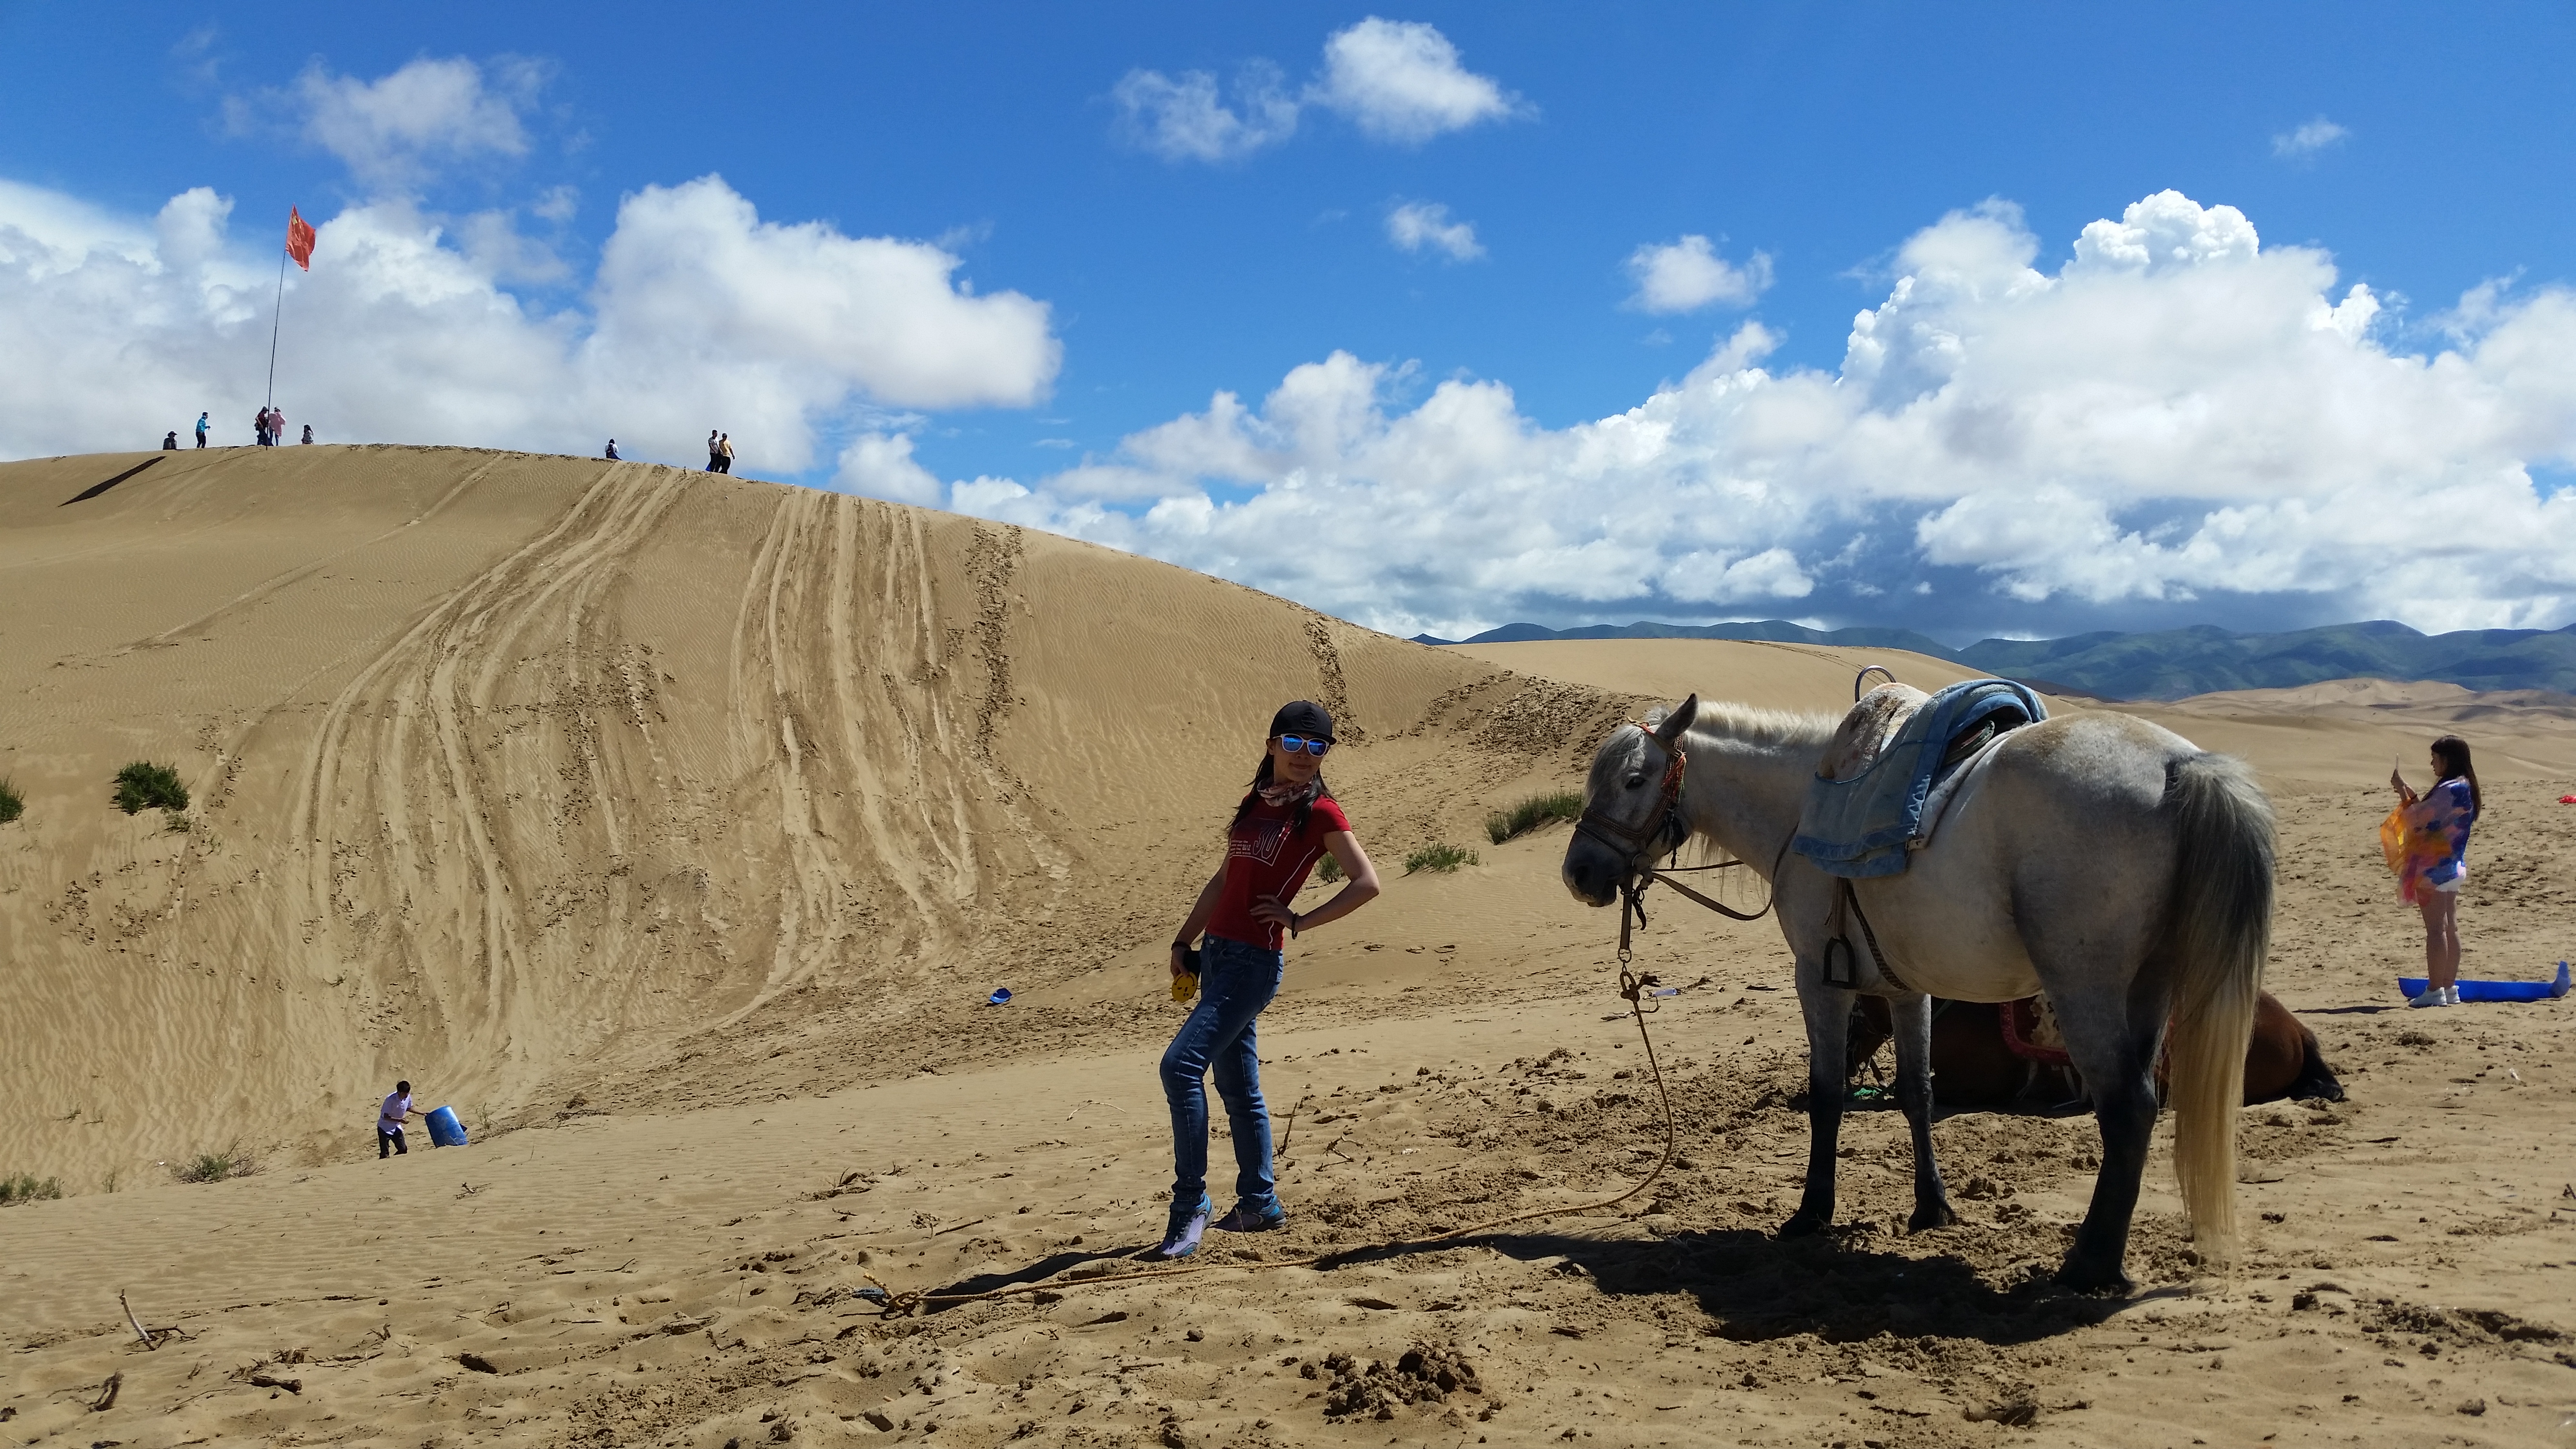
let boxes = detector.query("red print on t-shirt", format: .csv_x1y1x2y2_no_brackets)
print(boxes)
1208,793,1351,952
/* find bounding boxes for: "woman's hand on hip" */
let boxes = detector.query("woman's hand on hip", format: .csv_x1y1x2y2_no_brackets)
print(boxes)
1249,894,1299,934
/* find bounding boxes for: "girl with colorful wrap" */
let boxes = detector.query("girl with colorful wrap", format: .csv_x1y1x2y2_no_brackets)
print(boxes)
2387,735,2480,1008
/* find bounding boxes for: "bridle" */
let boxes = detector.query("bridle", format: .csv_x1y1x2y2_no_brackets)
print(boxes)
1574,724,1774,966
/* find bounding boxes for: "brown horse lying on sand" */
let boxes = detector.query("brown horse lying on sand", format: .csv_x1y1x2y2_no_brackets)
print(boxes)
1849,990,2344,1111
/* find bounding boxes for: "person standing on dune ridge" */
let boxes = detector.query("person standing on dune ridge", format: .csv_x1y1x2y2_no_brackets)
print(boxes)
717,433,735,474
194,412,209,448
1154,700,1382,1259
706,430,722,471
2393,735,2480,1008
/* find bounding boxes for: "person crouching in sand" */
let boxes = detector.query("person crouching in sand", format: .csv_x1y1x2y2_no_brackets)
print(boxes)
1156,701,1381,1259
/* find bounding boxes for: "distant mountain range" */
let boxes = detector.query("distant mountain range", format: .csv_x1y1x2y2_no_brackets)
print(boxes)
1415,618,2576,702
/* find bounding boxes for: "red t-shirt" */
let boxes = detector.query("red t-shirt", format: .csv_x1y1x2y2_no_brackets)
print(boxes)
1207,793,1351,951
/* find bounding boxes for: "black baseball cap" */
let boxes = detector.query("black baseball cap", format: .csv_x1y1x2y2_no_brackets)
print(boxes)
1270,700,1334,741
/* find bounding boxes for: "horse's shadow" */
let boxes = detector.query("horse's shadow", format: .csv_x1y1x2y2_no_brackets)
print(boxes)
926,1227,2155,1343
1458,1228,2151,1344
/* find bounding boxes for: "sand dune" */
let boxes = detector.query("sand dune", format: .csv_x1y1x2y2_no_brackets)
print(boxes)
4,451,2570,1448
0,447,1639,1181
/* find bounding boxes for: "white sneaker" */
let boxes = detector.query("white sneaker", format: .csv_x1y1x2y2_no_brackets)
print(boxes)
2443,985,2462,1005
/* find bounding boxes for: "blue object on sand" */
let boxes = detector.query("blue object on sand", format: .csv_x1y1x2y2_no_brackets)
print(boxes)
424,1105,468,1147
987,987,1013,1005
2398,960,2571,1003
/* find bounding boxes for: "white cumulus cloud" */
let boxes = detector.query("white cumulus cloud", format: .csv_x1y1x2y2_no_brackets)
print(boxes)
1625,234,1772,313
1114,17,1521,163
1311,17,1523,144
0,174,1060,472
833,432,945,506
266,56,548,188
944,190,2576,641
2272,116,2350,159
1110,63,1300,163
1385,201,1483,261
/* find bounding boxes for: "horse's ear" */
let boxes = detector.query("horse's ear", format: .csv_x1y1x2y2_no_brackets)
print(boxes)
1656,694,1699,748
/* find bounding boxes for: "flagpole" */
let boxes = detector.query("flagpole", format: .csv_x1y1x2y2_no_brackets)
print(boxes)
264,242,289,409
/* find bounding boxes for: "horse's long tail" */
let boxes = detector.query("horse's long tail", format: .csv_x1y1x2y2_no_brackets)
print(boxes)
2161,751,2275,1265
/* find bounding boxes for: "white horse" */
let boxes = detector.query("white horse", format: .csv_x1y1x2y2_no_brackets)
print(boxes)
1562,692,2272,1292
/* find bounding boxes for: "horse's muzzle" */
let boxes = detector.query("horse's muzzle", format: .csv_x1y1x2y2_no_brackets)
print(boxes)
1560,839,1625,908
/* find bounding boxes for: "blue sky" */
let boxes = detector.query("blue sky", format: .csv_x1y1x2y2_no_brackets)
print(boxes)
3,2,2574,643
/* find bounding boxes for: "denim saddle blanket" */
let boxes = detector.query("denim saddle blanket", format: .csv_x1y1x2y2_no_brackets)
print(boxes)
1790,678,2047,879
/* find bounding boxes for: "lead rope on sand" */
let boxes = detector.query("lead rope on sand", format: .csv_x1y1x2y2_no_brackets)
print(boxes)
856,967,1680,1316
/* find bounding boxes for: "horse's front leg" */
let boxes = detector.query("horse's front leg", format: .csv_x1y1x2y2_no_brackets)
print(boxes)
1887,993,1956,1231
1782,961,1852,1238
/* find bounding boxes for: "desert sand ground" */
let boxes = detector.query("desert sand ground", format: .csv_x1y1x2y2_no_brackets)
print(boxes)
2,448,2570,1447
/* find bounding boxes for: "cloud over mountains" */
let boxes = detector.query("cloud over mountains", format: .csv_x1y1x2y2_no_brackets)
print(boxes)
952,192,2576,641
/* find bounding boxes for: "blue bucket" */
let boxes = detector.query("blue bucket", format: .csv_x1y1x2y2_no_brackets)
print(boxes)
424,1105,468,1148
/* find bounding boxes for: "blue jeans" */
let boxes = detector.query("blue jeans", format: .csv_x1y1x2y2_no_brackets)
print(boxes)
1161,935,1285,1213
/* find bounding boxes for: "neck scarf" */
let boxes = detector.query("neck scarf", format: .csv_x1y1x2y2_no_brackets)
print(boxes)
1257,777,1319,808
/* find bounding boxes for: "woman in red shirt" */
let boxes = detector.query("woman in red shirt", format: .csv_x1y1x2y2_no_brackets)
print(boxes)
1155,701,1382,1258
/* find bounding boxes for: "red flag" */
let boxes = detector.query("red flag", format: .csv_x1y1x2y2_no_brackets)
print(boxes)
285,207,316,271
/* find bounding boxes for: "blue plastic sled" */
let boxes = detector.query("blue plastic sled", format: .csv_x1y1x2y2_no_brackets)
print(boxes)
2399,960,2572,1003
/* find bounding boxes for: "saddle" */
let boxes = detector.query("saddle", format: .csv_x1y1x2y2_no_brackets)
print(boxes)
1791,678,2047,879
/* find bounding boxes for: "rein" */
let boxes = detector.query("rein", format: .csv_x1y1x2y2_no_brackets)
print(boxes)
1576,725,1774,965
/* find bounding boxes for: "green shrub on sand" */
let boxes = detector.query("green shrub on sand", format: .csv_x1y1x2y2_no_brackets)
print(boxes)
1403,843,1479,875
1485,789,1583,845
173,1144,257,1184
0,1173,64,1205
0,777,22,825
111,762,189,815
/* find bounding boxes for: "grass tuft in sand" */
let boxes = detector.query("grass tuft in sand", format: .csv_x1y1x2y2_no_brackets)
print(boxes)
111,761,188,815
0,776,21,824
1485,789,1582,844
1402,842,1479,874
0,1172,64,1205
172,1144,257,1184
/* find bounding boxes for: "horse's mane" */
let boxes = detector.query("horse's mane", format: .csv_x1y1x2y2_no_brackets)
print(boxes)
1622,698,1838,870
1675,699,1840,751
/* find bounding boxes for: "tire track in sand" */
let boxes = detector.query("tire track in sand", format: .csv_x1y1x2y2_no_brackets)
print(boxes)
711,506,1071,1023
282,461,697,1089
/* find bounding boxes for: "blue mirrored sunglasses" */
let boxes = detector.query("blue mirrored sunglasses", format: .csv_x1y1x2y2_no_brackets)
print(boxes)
1276,734,1332,757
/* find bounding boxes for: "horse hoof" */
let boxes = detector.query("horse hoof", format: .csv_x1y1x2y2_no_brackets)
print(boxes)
1778,1210,1828,1239
2054,1259,2134,1296
1907,1203,1957,1233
